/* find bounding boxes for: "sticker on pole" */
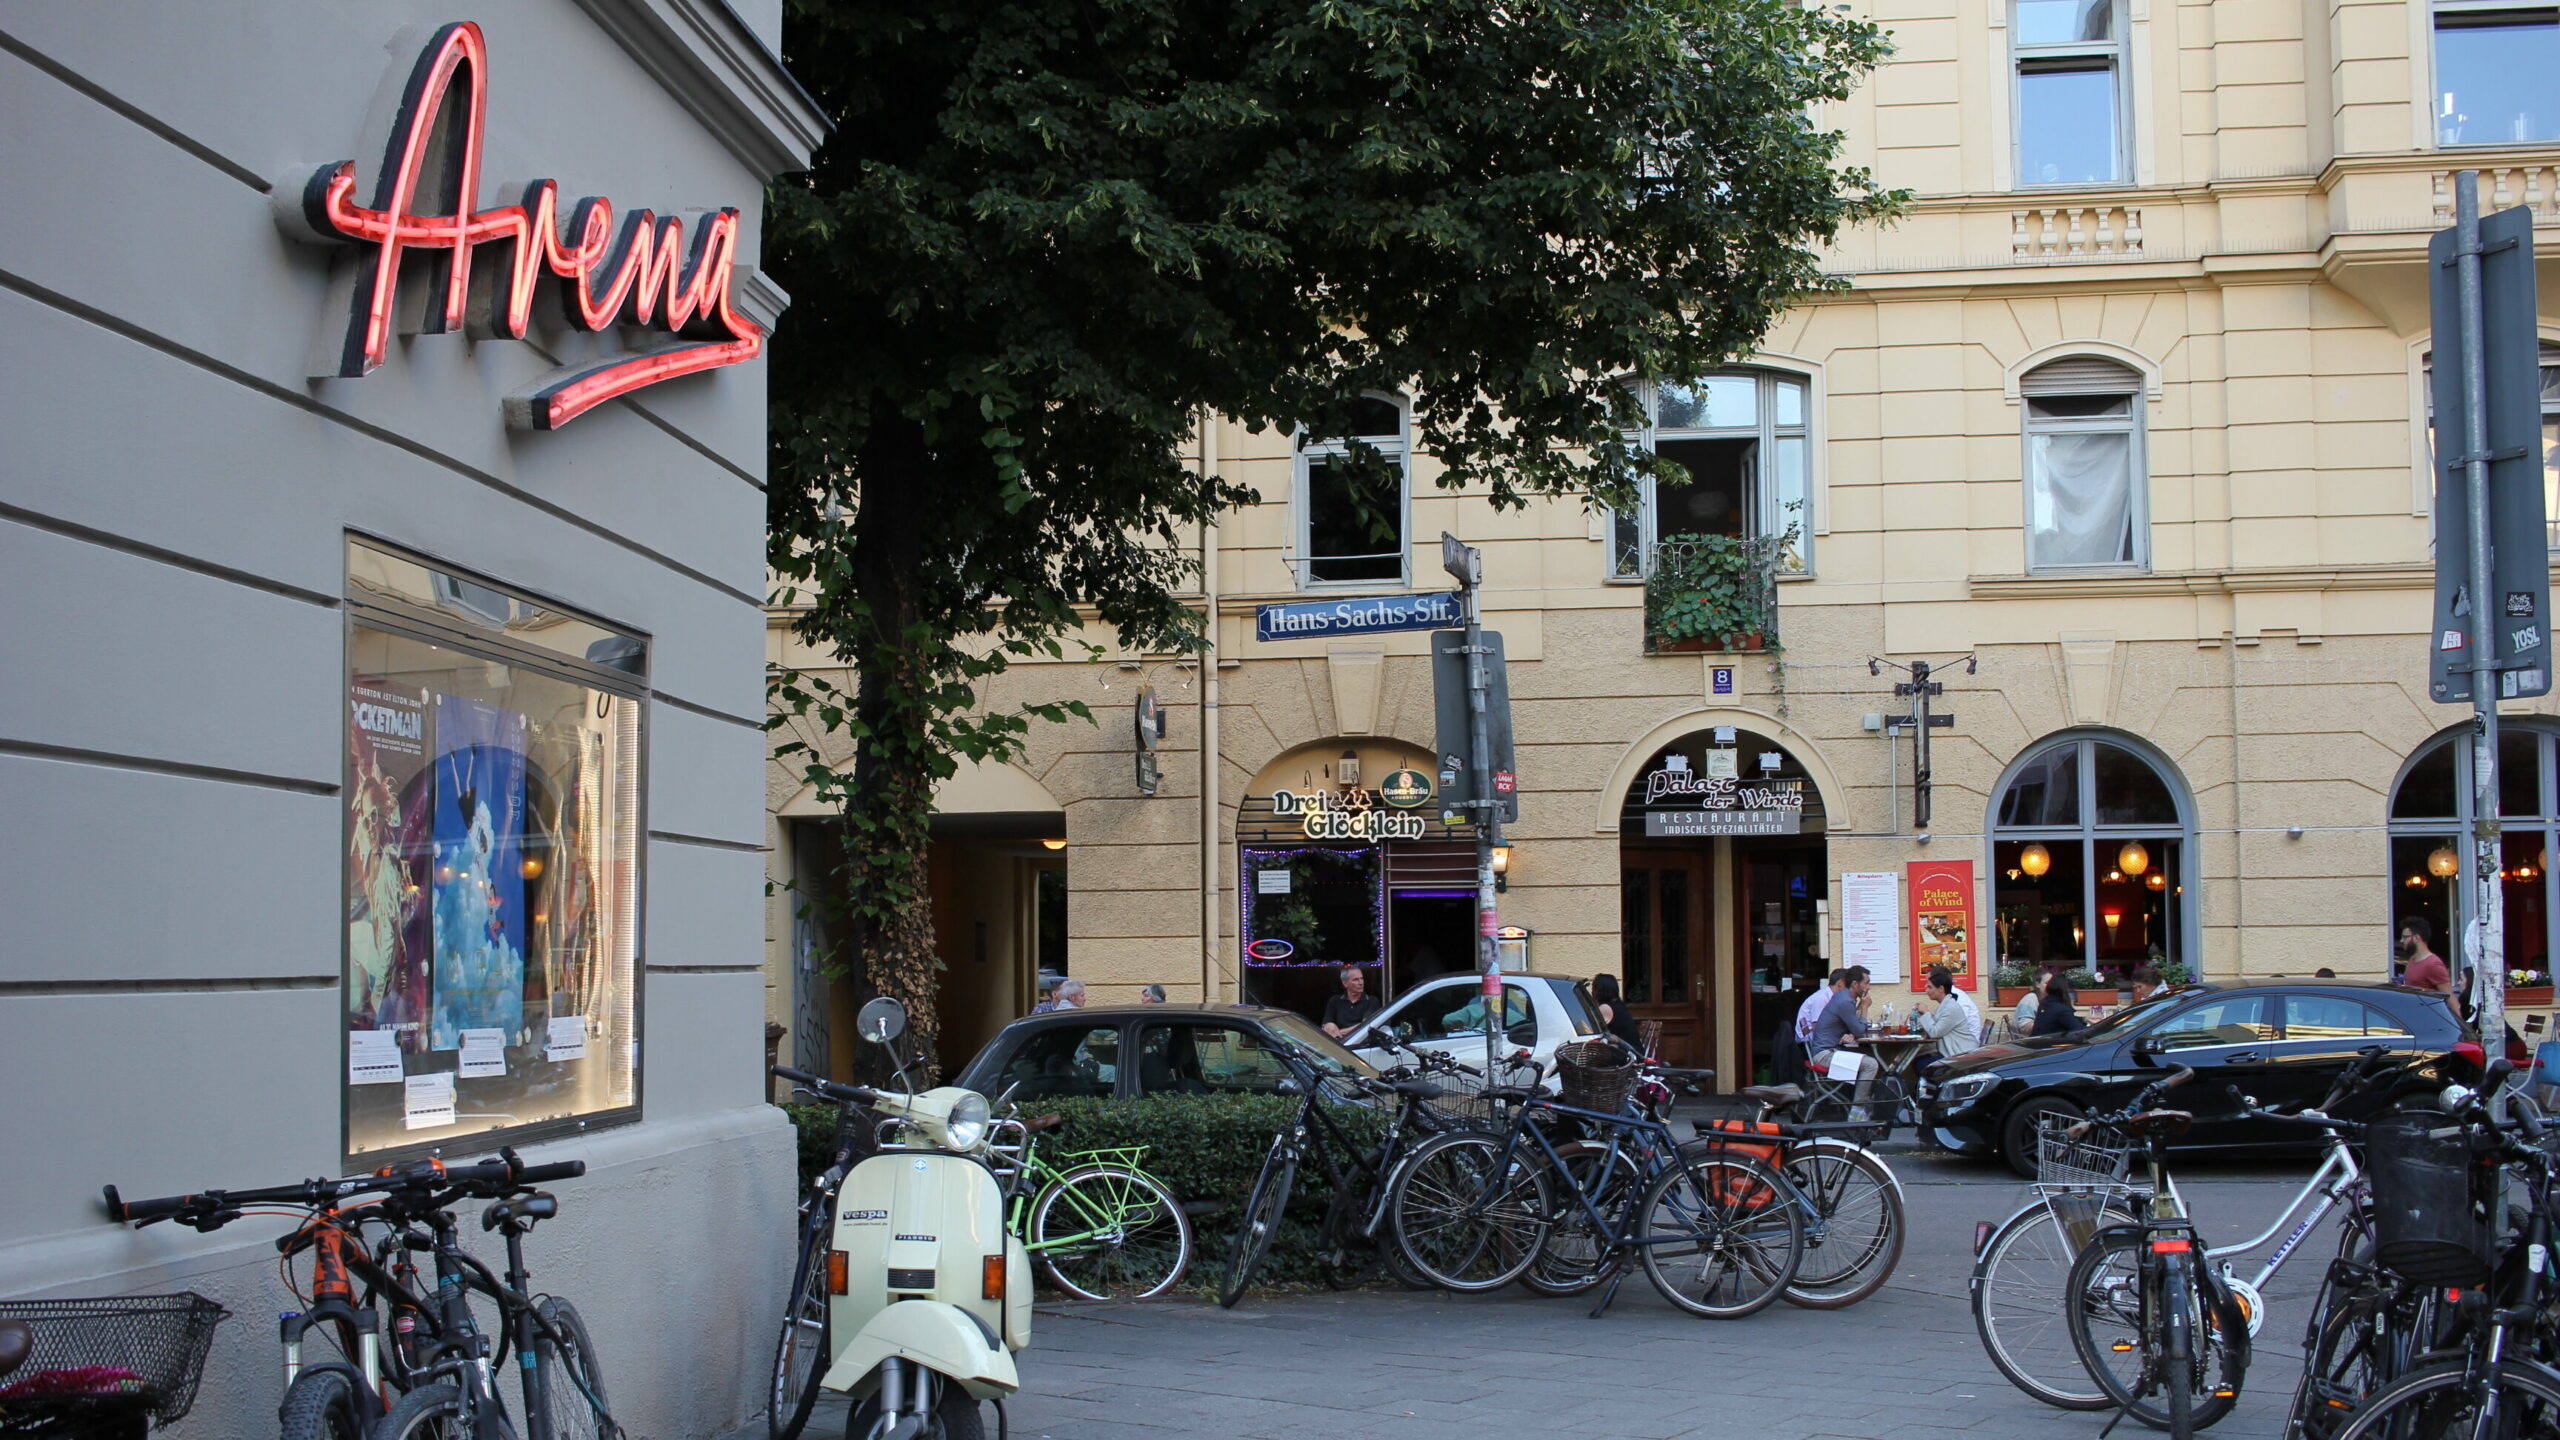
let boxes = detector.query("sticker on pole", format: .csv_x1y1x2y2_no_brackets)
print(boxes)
1493,771,1517,795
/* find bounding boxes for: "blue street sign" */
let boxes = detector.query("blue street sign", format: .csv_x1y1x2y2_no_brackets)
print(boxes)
1712,666,1734,695
1256,591,1463,642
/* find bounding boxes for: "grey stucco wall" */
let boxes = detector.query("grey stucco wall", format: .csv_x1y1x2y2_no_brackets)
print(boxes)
0,4,797,1435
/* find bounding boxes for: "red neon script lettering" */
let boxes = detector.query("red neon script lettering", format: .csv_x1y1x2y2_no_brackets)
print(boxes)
292,21,763,429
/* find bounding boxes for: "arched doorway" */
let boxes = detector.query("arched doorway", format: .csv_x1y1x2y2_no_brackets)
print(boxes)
2389,722,2560,988
1987,732,2195,983
1617,727,1829,1077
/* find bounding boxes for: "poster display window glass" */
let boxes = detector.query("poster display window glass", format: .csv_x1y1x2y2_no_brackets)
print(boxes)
343,539,644,1157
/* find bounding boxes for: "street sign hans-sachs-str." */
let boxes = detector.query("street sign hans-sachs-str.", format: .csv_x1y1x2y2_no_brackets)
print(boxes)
2428,204,2548,703
1256,592,1463,642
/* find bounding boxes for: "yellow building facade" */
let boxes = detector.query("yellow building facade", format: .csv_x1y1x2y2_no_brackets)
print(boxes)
768,0,2560,1086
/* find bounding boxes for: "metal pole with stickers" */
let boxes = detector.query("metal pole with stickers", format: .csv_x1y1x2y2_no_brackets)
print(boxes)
1437,533,1516,1080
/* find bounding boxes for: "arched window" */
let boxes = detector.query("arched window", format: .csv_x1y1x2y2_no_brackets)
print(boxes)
1297,394,1409,586
1610,369,1814,579
2021,356,2146,571
1990,733,2191,977
2388,723,2560,984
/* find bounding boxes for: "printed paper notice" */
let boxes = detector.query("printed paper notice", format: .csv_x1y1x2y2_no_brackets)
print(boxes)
544,1015,588,1063
457,1029,507,1079
1827,1049,1865,1082
1257,868,1291,895
349,1029,405,1085
403,1071,457,1130
1839,871,1902,984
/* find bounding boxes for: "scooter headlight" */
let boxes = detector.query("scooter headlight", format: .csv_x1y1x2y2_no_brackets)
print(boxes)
944,1092,991,1152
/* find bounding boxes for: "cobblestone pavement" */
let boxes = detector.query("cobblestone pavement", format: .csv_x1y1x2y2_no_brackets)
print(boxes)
784,1146,2347,1440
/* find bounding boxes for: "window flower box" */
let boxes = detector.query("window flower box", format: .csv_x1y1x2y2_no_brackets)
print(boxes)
1644,531,1791,655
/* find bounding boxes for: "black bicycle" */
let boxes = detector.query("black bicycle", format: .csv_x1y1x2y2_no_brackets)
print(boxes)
768,1064,883,1440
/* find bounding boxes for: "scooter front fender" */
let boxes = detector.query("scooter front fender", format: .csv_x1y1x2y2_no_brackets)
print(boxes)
822,1300,1019,1402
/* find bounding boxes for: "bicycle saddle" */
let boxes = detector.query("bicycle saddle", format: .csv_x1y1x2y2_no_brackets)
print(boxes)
1737,1084,1803,1108
1022,1113,1068,1134
1388,1078,1446,1100
0,1319,30,1381
2124,1109,2194,1139
482,1191,558,1233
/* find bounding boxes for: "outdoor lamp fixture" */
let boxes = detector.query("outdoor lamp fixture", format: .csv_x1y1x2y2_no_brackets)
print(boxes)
2103,909,2122,937
1338,748,1361,788
1492,844,1513,892
2429,845,2461,879
2118,841,2150,876
2020,843,2052,878
2073,921,2086,945
1041,838,1067,851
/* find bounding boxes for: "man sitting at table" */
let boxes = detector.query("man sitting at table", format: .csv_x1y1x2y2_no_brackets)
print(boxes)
1808,967,1879,1122
1912,965,1980,1064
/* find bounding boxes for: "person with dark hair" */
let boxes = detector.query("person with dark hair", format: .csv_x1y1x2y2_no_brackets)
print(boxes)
1809,968,1879,1120
2035,973,2089,1039
2128,964,2166,1005
1912,964,1980,1060
2010,968,2051,1036
2398,916,2451,994
1591,973,1644,1053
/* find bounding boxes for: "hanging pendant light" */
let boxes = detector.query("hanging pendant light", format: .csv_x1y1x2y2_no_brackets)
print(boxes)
2118,841,2151,876
2020,843,2052,877
2147,872,2167,891
2428,844,2461,879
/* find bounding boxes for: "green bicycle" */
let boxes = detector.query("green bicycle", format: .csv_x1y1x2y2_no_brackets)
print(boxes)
990,1114,1193,1301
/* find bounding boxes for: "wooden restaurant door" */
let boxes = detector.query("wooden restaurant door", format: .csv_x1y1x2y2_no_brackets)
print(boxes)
1619,848,1713,1066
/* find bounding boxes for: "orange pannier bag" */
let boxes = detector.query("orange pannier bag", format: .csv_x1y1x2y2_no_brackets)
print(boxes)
1697,1118,1786,1208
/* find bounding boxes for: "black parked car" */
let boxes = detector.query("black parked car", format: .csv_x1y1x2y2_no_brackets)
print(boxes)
951,1003,1378,1102
1920,982,2471,1177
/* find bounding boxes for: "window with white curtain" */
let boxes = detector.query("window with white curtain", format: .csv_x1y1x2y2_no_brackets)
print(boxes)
2021,357,2145,570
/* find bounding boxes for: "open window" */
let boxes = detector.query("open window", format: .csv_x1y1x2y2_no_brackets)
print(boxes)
1609,370,1812,579
1297,395,1409,586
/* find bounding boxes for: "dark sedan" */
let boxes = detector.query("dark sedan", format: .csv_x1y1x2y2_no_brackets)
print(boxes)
1920,982,2471,1177
950,1003,1378,1102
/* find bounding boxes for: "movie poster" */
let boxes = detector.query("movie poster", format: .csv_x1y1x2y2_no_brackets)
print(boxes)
348,677,433,1047
1907,857,1978,991
430,694,530,1050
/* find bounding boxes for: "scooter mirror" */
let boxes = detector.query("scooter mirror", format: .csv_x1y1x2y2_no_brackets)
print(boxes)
857,996,909,1044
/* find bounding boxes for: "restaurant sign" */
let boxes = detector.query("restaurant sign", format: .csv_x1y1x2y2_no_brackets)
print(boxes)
1639,758,1805,837
287,22,765,430
1270,788,1427,842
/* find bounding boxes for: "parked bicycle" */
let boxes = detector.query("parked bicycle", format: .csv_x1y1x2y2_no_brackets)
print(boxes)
985,1110,1193,1302
768,1068,884,1440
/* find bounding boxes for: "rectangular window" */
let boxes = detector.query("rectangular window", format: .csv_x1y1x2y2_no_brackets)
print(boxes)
2421,345,2560,550
1609,371,1813,579
2024,391,2144,569
2434,4,2560,146
1299,397,1408,586
2013,0,2127,187
344,539,643,1158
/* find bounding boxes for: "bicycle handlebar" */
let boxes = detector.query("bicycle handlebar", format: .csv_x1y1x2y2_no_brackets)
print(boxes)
773,1064,880,1107
108,1149,588,1231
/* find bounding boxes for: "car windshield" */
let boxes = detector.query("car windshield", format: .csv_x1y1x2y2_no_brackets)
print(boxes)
2078,988,2188,1041
1259,1012,1381,1078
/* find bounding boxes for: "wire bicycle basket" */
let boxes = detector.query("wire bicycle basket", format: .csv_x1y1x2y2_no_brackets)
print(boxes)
2365,1111,2495,1284
2035,1113,2135,1191
0,1293,227,1435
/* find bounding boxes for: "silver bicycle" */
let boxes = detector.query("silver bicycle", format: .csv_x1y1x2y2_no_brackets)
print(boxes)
1971,1106,2365,1410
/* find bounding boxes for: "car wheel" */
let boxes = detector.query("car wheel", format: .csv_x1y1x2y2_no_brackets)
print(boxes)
1999,1094,2083,1180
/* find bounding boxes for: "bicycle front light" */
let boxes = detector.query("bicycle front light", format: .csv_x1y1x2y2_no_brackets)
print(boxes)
944,1092,991,1152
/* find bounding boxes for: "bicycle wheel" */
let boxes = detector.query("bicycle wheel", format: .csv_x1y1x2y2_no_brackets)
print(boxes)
1634,1151,1803,1319
1779,1144,1904,1309
279,1367,368,1440
1387,1131,1548,1293
2328,1358,2560,1440
535,1297,609,1440
1972,1194,2140,1410
1032,1163,1193,1301
1519,1140,1638,1298
1219,1135,1296,1308
770,1203,834,1440
1316,1167,1387,1292
2064,1229,2246,1432
375,1382,471,1440
2290,1255,2427,1440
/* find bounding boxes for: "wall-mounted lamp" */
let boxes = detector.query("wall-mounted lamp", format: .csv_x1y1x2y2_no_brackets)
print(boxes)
1491,844,1513,892
1041,838,1067,851
2103,909,2122,937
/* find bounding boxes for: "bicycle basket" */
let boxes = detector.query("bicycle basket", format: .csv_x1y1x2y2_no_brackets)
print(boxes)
2365,1112,2494,1285
1554,1040,1637,1115
2035,1114,2133,1189
0,1293,227,1433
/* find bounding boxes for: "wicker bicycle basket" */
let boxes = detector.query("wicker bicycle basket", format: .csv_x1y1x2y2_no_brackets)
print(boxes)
1555,1039,1638,1115
2365,1111,2494,1285
0,1293,227,1434
2036,1113,2135,1190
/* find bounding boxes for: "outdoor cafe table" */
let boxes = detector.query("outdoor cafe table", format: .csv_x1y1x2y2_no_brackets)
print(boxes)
1854,1031,1934,1080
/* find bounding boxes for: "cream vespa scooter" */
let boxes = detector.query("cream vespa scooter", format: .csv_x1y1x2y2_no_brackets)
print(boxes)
792,997,1030,1440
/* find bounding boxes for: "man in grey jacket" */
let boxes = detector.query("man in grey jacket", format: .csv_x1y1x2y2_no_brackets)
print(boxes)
1808,968,1878,1120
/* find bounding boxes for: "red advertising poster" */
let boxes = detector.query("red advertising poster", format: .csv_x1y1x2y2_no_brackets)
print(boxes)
1907,858,1977,991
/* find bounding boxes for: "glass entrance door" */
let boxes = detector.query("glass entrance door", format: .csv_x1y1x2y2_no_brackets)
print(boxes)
1620,850,1713,1066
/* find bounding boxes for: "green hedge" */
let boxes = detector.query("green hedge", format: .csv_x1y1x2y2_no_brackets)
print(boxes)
780,1094,1390,1292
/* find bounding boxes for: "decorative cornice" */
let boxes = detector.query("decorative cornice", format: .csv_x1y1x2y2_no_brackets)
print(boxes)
733,267,792,331
1968,563,2436,601
574,0,830,178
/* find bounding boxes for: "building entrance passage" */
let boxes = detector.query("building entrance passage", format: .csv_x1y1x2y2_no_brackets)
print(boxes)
1617,726,1828,1084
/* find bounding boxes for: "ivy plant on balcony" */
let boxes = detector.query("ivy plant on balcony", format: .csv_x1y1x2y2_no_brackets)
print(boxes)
1645,527,1796,653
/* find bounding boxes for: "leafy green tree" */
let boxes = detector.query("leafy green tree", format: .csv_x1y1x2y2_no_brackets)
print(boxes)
767,0,1900,1071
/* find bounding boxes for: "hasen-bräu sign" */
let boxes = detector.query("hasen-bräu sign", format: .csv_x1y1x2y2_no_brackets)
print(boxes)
1269,789,1426,842
1906,857,1977,991
283,22,764,430
1639,759,1805,837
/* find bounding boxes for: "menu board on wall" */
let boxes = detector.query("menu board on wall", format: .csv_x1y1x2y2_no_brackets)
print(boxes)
1839,871,1901,984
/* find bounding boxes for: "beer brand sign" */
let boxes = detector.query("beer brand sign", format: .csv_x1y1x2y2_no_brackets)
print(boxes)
1639,758,1804,837
286,22,764,430
1270,789,1426,842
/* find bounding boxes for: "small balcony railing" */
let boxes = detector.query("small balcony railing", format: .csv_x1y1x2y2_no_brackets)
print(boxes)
1643,533,1787,654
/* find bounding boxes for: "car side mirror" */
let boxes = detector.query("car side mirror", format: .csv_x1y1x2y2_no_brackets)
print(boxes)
2128,1035,2156,1063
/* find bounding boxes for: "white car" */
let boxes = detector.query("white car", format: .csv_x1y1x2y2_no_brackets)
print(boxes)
1344,971,1606,1088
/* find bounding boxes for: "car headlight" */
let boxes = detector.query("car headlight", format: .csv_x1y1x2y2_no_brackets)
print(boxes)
943,1091,991,1152
1937,1073,1995,1110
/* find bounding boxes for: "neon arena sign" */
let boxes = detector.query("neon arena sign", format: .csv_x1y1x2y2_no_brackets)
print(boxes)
285,21,763,430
